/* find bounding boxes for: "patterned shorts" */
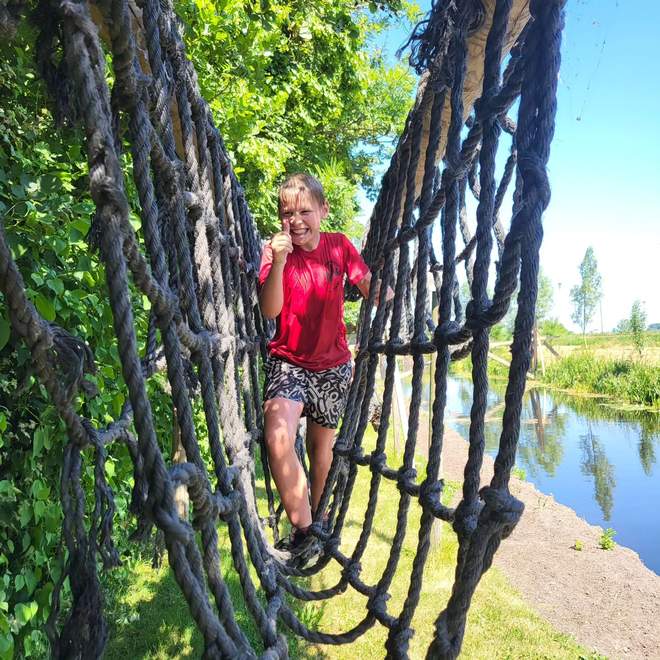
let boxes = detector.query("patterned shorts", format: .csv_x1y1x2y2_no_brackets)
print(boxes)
264,356,353,429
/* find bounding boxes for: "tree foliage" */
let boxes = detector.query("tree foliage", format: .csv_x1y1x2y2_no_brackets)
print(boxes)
629,300,647,357
498,268,554,335
570,247,602,335
535,269,554,323
613,318,631,334
177,0,417,235
0,2,417,655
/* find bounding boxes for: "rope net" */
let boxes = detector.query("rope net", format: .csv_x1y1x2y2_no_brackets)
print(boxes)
0,0,564,657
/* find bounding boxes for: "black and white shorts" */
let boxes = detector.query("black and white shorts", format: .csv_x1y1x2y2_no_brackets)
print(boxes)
263,356,353,429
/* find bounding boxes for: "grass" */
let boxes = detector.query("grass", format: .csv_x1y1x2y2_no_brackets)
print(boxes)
549,332,660,350
449,330,660,408
104,428,597,659
543,352,660,408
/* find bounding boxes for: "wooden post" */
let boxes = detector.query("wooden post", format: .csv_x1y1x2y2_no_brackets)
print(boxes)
393,358,409,458
531,322,539,373
171,408,189,520
366,0,531,229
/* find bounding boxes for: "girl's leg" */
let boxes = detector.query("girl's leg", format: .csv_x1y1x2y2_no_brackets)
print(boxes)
305,420,336,516
263,397,311,529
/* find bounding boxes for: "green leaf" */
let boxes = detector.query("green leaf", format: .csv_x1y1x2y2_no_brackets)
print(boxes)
34,294,56,321
34,500,46,520
46,278,64,295
14,601,38,626
71,217,90,234
31,480,50,501
0,319,10,351
18,502,31,527
33,428,46,458
23,570,38,596
0,628,14,660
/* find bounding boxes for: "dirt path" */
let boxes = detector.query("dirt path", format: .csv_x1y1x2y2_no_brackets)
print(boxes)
440,428,660,660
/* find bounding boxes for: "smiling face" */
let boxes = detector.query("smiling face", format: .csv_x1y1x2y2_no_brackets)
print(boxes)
279,189,328,251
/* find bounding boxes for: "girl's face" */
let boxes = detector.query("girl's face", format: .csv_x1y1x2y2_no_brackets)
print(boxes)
279,190,328,251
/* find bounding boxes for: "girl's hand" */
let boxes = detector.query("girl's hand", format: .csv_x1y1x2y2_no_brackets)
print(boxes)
271,219,293,265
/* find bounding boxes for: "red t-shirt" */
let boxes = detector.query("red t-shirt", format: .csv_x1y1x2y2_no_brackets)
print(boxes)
259,232,370,370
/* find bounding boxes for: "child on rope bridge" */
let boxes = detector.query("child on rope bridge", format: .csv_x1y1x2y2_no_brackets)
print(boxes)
258,173,392,565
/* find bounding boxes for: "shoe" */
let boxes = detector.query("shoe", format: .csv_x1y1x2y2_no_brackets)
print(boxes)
275,527,321,569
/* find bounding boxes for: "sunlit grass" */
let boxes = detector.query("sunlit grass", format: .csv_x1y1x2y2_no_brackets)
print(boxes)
105,427,597,659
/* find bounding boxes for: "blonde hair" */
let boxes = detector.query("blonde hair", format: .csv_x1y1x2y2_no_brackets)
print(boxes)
278,173,326,215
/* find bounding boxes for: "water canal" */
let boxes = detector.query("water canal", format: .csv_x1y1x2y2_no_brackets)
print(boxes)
399,365,660,574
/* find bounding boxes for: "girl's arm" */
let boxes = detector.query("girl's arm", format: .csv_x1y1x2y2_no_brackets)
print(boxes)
259,260,286,319
356,272,394,306
259,220,292,319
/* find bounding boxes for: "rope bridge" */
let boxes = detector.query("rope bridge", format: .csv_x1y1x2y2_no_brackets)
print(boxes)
0,0,564,657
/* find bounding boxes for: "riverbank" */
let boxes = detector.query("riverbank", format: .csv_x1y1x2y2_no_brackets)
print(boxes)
541,352,660,408
441,428,660,659
449,346,660,409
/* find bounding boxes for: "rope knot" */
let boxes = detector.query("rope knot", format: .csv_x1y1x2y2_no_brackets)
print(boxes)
419,479,454,520
341,559,361,584
434,320,461,346
479,486,524,534
429,261,443,273
260,559,278,596
349,445,367,465
396,467,417,494
113,68,150,112
453,498,482,539
152,502,194,545
430,612,455,656
385,626,414,658
369,451,387,473
218,466,239,494
399,225,417,243
367,590,390,618
444,150,469,181
518,153,551,209
323,534,341,557
214,489,240,521
465,297,492,332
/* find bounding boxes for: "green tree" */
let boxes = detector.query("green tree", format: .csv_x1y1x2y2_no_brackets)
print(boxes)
177,0,418,235
0,2,417,654
570,247,602,336
629,300,647,357
614,318,631,334
499,268,553,335
535,269,554,323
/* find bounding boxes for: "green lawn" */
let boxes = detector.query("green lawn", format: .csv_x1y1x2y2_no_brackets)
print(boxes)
548,332,660,349
104,429,600,659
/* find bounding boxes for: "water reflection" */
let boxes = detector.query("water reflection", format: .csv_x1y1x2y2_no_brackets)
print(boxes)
517,389,565,478
579,424,616,521
440,375,660,573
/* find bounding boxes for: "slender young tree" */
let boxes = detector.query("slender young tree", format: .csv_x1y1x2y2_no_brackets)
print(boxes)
570,247,603,336
629,299,647,357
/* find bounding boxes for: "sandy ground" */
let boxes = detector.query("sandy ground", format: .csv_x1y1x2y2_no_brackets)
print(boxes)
440,428,660,660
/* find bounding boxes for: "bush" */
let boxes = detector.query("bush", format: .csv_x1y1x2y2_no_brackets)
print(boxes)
544,353,660,408
539,318,570,338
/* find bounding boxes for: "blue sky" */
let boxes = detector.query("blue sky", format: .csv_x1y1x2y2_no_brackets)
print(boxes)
363,0,659,331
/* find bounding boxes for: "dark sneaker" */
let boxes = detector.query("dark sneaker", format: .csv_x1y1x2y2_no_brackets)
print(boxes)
276,527,321,569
